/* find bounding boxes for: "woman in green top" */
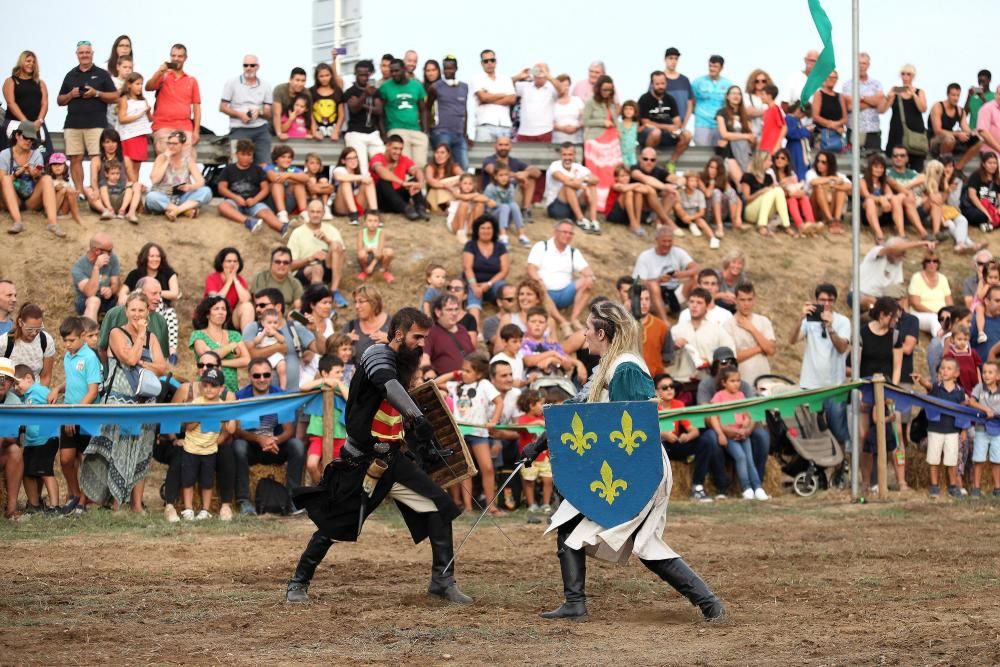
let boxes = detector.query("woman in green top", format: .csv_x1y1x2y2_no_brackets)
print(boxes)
189,296,250,393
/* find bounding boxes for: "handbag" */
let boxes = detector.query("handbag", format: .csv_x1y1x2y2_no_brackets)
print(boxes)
103,326,161,400
819,128,845,153
895,95,929,156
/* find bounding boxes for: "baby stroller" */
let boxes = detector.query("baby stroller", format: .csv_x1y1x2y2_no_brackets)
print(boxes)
756,375,845,497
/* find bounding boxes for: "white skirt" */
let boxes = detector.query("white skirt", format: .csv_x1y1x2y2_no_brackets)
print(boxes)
546,448,678,564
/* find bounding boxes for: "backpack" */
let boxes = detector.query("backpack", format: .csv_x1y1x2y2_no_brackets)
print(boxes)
3,331,47,358
255,476,292,516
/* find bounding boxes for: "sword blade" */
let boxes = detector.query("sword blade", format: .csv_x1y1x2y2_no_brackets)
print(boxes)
444,461,525,574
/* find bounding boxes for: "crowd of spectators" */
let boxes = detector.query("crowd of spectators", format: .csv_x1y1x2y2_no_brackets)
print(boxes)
2,37,1000,522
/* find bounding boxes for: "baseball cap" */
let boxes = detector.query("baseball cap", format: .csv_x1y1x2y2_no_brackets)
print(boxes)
48,152,68,164
200,368,225,386
15,120,37,140
712,347,736,363
0,357,15,381
664,47,681,58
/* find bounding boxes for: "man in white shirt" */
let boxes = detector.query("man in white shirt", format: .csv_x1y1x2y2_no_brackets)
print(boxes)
527,219,595,327
678,269,734,326
543,143,600,233
722,282,776,386
783,50,819,109
632,226,701,320
857,237,933,310
670,288,735,377
471,49,516,142
513,63,558,142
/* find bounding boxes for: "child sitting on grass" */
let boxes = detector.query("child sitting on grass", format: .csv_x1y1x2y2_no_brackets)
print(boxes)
99,159,139,222
675,171,719,248
356,210,395,283
912,358,969,498
516,389,552,512
46,153,84,225
304,153,335,219
483,166,529,247
448,173,492,244
299,355,349,483
13,365,59,513
180,368,238,521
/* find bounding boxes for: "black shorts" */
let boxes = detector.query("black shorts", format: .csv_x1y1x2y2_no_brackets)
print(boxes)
181,450,217,489
23,438,58,477
59,426,90,452
606,202,629,224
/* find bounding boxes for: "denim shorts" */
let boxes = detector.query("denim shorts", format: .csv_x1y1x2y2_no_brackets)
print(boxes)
547,283,577,310
546,199,574,220
225,199,271,217
973,430,1000,464
637,127,679,148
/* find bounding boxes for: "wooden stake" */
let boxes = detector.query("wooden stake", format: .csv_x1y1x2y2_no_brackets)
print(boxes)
322,385,334,468
872,374,888,500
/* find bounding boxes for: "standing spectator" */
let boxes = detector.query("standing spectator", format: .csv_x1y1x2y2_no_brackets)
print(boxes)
0,303,55,387
272,68,310,141
882,64,929,171
912,360,967,498
722,282,775,386
552,74,584,144
0,121,62,236
189,296,251,394
0,358,23,518
203,247,255,332
422,59,441,92
471,49,516,142
403,50,419,79
811,71,848,152
977,85,1000,158
716,86,756,182
789,284,851,450
513,63,558,142
310,62,345,141
709,366,768,500
841,52,885,155
422,294,474,375
671,288,735,373
251,246,304,312
0,280,15,336
105,35,133,78
908,251,953,336
663,48,693,130
232,358,307,515
527,219,595,332
244,288,316,392
343,60,384,174
57,41,118,195
542,143,599,231
929,83,980,169
379,58,429,167
340,284,390,362
220,55,272,166
428,56,470,170
217,138,283,234
632,226,701,321
287,200,348,308
481,136,541,221
145,131,211,220
145,44,200,153
638,71,691,168
581,75,618,143
964,151,1000,232
2,50,53,156
784,100,814,181
691,55,731,147
72,232,120,321
116,72,153,184
783,50,819,108
757,85,786,156
571,61,605,101
638,286,672,377
98,277,170,366
743,69,774,136
370,134,428,221
178,367,237,521
965,70,993,130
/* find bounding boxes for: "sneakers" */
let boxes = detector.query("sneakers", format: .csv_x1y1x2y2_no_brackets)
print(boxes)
219,504,233,521
47,223,66,238
61,496,81,515
522,207,534,222
348,212,360,225
672,225,686,237
245,217,263,233
691,485,713,503
689,223,702,237
322,208,334,221
164,504,180,523
589,219,601,235
101,209,114,220
709,236,721,249
576,218,592,232
299,210,311,224
195,509,212,521
528,503,540,513
947,485,963,498
753,488,770,501
928,484,940,498
518,234,532,246
382,271,395,283
279,222,290,238
238,499,257,516
741,488,755,500
630,227,648,238
994,489,1000,497
540,504,552,514
180,508,195,521
277,210,289,224
357,271,368,281
981,222,993,234
332,290,349,308
978,331,989,344
498,234,510,246
970,488,983,498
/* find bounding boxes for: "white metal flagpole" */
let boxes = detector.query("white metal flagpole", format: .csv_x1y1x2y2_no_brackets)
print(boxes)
850,0,862,498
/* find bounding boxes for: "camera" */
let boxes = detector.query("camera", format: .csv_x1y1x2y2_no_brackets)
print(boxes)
78,85,87,96
166,62,180,71
806,304,824,322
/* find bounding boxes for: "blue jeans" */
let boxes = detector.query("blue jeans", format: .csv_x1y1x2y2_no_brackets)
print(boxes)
493,202,523,233
430,129,469,170
229,124,272,165
699,427,769,488
145,186,213,213
466,279,505,310
823,397,851,447
725,437,761,491
474,125,512,143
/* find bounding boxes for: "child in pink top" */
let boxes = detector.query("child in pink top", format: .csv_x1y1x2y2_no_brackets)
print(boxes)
281,94,313,139
709,367,768,500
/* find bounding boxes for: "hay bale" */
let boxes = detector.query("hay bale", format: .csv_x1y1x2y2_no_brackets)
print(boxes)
190,464,290,513
669,456,783,499
904,444,994,491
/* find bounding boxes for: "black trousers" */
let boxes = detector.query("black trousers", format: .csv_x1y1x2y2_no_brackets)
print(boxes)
375,180,426,214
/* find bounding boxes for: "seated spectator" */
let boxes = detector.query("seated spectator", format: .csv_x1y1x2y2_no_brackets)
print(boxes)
72,232,120,321
671,288,736,375
741,151,793,237
462,215,509,322
251,246,303,312
0,359,23,518
340,284,390,362
722,282,776,386
805,150,851,234
543,142,600,232
605,164,652,236
45,152,85,225
244,288,315,392
272,67,310,141
424,143,463,214
371,134,428,221
484,360,524,510
297,285,337,386
963,151,1000,233
0,303,55,386
84,128,139,216
908,250,953,336
810,71,847,154
886,146,932,238
519,306,584,383
679,269,734,325
248,307,289,388
203,247,255,332
773,148,817,234
638,71,692,169
332,147,377,225
265,144,309,225
483,283,521,352
303,153,334,216
512,278,560,341
715,86,754,182
145,130,211,220
709,366,769,500
972,286,1000,362
379,58,428,167
421,263,447,317
343,60,385,174
0,121,62,236
445,279,480,347
427,56,470,170
232,357,306,516
937,156,982,253
513,63,557,142
217,139,283,234
884,64,929,172
287,199,348,308
491,323,527,383
962,249,995,308
638,286,673,377
422,294,474,375
856,237,932,310
630,147,680,229
190,296,251,393
527,219,595,334
98,277,170,367
97,159,140,222
929,83,980,169
675,171,718,247
860,154,904,242
448,173,490,243
480,136,541,222
0,280,15,336
483,166,528,245
699,156,743,236
552,74,584,144
220,54,272,166
356,209,394,282
632,226,701,321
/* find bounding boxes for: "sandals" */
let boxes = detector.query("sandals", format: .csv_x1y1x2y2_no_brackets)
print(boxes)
7,222,24,234
47,223,66,238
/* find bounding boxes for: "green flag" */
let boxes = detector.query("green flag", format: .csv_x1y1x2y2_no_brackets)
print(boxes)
800,0,836,104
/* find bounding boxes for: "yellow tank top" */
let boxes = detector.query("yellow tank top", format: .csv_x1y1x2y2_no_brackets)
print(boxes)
183,396,222,455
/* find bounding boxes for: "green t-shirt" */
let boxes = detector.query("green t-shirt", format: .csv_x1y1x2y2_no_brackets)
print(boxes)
379,79,426,132
251,270,303,308
969,91,995,129
99,306,170,363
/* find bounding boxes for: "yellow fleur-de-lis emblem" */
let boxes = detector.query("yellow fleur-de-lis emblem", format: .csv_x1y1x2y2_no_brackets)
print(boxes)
609,410,647,456
560,412,597,456
590,461,628,505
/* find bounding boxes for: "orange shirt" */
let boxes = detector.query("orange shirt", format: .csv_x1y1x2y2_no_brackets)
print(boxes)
642,314,670,377
151,71,201,131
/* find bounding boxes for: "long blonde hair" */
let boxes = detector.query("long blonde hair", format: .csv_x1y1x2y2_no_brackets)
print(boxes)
749,150,770,181
587,300,643,403
11,51,39,81
924,159,944,197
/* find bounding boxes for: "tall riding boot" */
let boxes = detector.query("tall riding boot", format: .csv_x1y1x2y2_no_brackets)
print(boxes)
640,557,726,621
426,512,474,604
540,523,588,620
286,530,335,602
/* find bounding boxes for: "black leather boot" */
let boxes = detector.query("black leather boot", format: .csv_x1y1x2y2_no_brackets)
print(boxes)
286,531,335,602
540,524,587,620
640,557,726,621
426,512,474,604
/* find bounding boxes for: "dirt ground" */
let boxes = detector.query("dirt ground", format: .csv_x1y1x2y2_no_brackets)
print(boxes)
2,493,999,665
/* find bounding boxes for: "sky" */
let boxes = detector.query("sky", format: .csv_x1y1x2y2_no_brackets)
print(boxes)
14,0,1000,137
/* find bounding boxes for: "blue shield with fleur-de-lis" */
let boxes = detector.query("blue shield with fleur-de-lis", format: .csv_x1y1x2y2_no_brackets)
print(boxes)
543,401,663,528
